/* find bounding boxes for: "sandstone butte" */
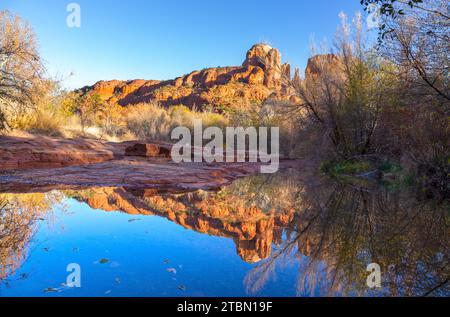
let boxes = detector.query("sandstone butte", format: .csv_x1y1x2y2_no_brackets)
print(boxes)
79,43,341,110
0,47,339,188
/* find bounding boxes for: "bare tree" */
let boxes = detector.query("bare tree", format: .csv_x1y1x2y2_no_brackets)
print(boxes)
368,0,450,102
0,10,44,130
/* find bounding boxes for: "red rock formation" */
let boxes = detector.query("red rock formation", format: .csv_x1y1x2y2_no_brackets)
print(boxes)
80,44,292,110
0,135,117,171
305,54,342,81
125,143,171,158
243,43,288,89
0,134,300,193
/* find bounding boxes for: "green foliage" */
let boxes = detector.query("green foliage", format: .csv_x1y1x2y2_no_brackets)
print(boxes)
378,160,402,173
360,0,424,41
360,0,423,18
60,92,80,117
321,160,373,177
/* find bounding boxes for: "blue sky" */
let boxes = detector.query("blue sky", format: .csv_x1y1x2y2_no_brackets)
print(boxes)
2,0,364,89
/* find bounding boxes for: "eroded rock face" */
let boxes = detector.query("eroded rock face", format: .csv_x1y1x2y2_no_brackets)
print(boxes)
0,134,300,194
78,48,346,111
0,135,118,171
80,44,292,110
125,143,171,158
305,54,341,81
243,43,289,89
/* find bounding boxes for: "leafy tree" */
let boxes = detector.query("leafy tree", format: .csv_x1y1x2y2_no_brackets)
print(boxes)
360,0,424,38
361,0,424,18
61,92,105,134
76,93,104,134
360,0,449,45
95,102,124,136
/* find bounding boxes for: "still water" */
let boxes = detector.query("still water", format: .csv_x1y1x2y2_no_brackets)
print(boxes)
0,169,448,297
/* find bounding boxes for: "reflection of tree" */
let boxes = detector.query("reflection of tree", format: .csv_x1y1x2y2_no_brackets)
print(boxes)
212,171,304,216
245,172,449,296
0,193,61,282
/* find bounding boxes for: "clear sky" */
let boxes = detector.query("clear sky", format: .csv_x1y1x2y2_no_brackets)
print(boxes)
2,0,364,89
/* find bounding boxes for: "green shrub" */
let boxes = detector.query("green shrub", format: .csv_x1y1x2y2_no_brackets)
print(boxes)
321,160,373,177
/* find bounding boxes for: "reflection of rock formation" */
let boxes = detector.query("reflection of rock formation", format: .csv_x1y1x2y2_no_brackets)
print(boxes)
233,219,273,263
70,186,296,263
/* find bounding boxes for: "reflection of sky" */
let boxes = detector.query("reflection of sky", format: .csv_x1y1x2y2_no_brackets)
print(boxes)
0,198,299,297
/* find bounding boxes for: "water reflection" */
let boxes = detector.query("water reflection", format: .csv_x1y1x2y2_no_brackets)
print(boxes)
0,193,62,281
245,177,449,296
0,169,448,296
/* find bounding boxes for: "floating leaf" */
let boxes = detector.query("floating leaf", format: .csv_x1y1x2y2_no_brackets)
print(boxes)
166,268,177,274
43,287,58,293
99,258,109,264
128,218,141,222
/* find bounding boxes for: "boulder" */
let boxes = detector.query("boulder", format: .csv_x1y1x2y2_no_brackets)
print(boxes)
125,143,172,158
0,135,116,171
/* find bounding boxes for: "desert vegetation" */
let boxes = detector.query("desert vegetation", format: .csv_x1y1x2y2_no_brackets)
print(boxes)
281,0,449,198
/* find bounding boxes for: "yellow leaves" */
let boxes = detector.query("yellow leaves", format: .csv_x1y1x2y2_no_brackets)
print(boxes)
0,11,44,130
0,192,63,215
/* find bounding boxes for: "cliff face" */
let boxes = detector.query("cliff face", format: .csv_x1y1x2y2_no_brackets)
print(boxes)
305,54,341,81
81,44,292,110
80,45,341,111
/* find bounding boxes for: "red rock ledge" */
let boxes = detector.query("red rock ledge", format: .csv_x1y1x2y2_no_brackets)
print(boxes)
0,135,299,193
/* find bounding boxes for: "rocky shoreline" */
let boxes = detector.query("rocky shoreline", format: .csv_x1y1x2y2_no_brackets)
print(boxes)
0,134,299,194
